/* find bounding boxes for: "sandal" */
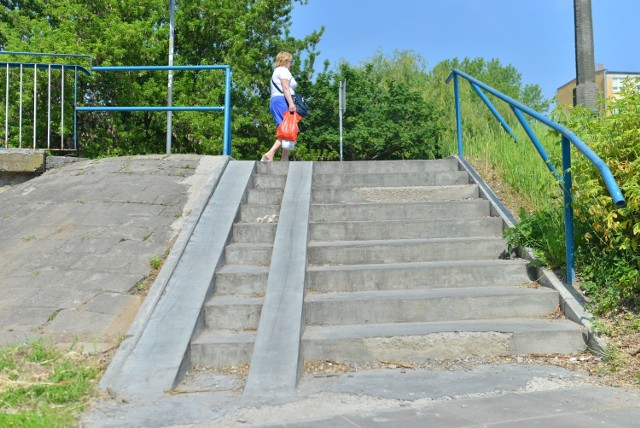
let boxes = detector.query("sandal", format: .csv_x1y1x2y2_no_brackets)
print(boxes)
260,155,272,162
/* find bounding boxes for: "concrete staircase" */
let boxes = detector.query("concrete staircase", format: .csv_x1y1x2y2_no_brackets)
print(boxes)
187,158,586,395
303,159,585,363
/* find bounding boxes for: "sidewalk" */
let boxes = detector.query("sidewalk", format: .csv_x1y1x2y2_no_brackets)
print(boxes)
83,362,640,427
0,154,227,351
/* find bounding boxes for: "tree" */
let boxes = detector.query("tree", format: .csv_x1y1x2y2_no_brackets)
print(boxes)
300,52,447,161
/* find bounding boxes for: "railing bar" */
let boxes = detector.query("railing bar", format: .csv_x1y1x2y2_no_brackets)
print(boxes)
0,51,93,65
92,65,229,72
223,67,232,156
0,62,91,75
74,66,78,151
470,82,518,143
33,64,37,149
562,136,576,284
19,64,23,148
4,64,8,148
61,65,64,149
447,68,627,286
510,106,558,177
47,65,51,149
76,106,225,112
453,74,463,156
73,64,232,155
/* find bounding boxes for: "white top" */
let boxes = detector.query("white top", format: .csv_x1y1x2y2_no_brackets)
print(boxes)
270,66,297,98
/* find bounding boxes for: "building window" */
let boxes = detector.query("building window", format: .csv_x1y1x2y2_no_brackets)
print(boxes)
612,77,625,93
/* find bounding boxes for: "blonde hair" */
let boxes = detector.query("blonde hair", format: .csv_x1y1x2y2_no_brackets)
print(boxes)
275,51,293,67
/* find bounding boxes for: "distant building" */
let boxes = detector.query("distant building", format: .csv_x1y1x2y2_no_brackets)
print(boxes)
556,66,640,112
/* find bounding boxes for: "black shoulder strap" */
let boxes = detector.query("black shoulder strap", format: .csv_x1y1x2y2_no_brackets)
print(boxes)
272,79,283,94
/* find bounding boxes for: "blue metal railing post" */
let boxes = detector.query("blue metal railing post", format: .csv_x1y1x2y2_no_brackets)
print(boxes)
223,67,232,156
453,73,463,156
470,83,518,143
562,135,576,284
510,107,558,176
74,66,79,150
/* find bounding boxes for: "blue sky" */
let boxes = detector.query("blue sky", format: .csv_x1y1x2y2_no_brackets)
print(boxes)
290,0,640,101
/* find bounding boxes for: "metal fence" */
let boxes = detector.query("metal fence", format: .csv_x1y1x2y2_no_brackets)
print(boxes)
1,52,91,151
1,52,232,155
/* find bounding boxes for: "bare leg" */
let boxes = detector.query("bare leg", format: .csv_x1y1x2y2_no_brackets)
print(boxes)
262,139,282,161
281,148,290,162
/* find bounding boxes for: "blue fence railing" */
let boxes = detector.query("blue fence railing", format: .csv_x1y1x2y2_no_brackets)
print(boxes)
446,68,626,285
77,65,232,156
0,52,232,156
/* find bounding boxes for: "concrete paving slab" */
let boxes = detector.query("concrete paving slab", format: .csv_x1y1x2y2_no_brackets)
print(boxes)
0,154,228,349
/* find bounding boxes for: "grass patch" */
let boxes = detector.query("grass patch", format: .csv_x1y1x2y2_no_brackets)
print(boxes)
0,340,103,427
462,124,562,212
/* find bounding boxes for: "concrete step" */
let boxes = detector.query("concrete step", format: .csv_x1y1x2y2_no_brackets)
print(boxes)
232,223,277,243
312,184,480,204
246,188,283,205
307,237,511,266
256,162,289,175
188,165,282,370
306,260,532,293
239,205,282,223
252,174,286,189
313,171,469,188
204,295,263,330
312,159,460,174
190,330,256,367
214,264,268,296
224,243,273,267
309,217,503,241
302,319,587,362
310,200,491,222
304,287,560,326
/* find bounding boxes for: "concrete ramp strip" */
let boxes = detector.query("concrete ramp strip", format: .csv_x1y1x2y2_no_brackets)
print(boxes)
242,162,313,401
101,161,254,398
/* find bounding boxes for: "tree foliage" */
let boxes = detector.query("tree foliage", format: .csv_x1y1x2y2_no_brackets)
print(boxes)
298,51,446,161
0,0,322,158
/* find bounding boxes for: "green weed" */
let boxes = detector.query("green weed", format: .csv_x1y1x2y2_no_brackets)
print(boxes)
503,205,567,270
600,344,627,374
149,257,162,270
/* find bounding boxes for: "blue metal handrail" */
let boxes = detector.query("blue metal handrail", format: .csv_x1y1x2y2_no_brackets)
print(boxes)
0,51,93,68
77,65,232,156
446,68,627,285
